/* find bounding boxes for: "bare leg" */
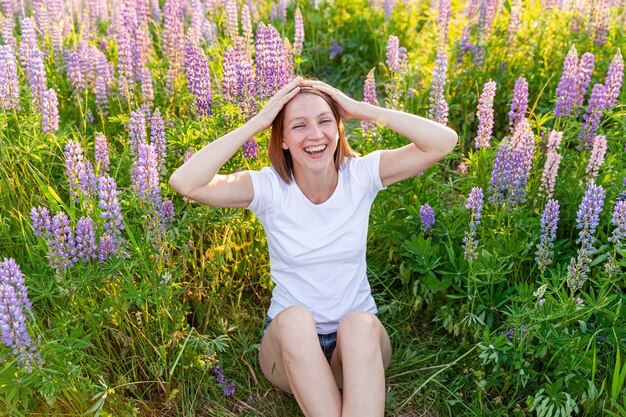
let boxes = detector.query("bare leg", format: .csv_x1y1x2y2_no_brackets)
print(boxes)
329,311,392,417
259,306,342,417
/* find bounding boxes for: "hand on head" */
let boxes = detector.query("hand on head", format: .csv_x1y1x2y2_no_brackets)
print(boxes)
254,76,304,130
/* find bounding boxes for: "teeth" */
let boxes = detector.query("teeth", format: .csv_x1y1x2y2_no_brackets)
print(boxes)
305,145,326,153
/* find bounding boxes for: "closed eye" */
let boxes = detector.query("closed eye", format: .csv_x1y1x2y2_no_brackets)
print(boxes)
320,119,332,124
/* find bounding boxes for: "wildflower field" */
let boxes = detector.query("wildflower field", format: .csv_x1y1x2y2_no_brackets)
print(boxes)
0,0,625,415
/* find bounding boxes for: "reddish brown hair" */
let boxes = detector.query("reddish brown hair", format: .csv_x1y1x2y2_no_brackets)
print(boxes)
267,84,358,184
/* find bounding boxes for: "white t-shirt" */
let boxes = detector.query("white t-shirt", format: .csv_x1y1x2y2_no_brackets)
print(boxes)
247,151,385,334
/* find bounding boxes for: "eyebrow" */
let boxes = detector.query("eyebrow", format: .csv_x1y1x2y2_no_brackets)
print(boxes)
288,112,334,124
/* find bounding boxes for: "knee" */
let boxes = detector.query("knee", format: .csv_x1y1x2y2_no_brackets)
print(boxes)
337,311,383,350
272,305,316,339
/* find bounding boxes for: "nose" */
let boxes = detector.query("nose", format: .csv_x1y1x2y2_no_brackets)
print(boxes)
308,123,324,139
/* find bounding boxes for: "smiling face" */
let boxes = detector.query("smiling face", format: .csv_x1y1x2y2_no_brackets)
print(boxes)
281,92,339,176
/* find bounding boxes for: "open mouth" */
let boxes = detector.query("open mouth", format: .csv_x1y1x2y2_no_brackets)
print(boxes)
304,145,327,155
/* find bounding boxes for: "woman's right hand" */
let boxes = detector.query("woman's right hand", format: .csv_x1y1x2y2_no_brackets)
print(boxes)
252,77,303,130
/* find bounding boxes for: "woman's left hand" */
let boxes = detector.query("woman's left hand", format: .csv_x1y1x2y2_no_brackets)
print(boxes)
306,80,367,120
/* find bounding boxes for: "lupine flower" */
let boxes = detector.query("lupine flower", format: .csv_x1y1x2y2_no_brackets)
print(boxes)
535,199,560,272
508,77,528,130
184,147,195,162
241,5,252,48
243,138,258,159
457,161,469,175
578,83,607,150
18,18,37,82
74,217,96,262
213,365,236,396
437,0,451,48
386,35,402,73
585,135,607,184
116,20,135,102
604,49,623,110
129,109,147,155
574,53,595,109
41,88,59,134
419,204,436,234
507,0,522,44
554,45,579,118
463,187,484,261
533,283,547,306
64,140,95,200
385,35,407,110
255,23,290,99
225,0,239,39
64,49,84,94
132,142,161,205
609,200,626,247
94,133,110,173
47,211,75,270
1,0,16,16
539,130,563,199
384,0,394,20
428,50,449,126
270,2,278,22
489,119,535,208
329,39,343,59
362,68,378,136
474,80,496,149
0,45,20,110
185,37,213,116
28,48,47,111
278,0,287,22
2,18,16,50
0,258,32,312
97,175,125,239
30,206,51,238
98,233,117,263
95,49,114,113
149,108,167,176
163,0,185,91
593,2,609,46
566,184,605,292
236,52,257,118
222,45,240,103
140,67,154,108
293,8,304,57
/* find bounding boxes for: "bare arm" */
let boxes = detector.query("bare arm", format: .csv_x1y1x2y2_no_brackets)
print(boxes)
309,81,458,187
169,77,303,207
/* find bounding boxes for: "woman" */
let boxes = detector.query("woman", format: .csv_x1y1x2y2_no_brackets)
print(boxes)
169,77,457,417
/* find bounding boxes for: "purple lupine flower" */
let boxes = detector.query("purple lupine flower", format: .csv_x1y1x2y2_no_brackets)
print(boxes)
243,138,258,159
489,119,535,208
32,0,50,37
94,133,110,173
162,0,185,91
95,49,114,114
236,50,257,118
0,258,32,312
385,35,407,110
47,211,75,270
585,135,607,184
574,52,595,109
270,2,278,22
278,0,287,22
159,198,175,229
1,0,16,16
0,45,20,110
241,5,252,47
225,0,239,40
428,50,449,126
184,147,195,162
185,37,213,116
222,45,240,103
2,18,16,51
293,8,304,57
140,66,154,108
151,0,162,22
64,49,85,94
457,161,469,175
30,206,51,238
507,0,522,44
384,0,394,20
535,199,560,272
129,109,147,155
255,23,290,99
477,0,497,37
282,38,294,89
98,233,116,263
74,217,96,262
213,365,236,397
116,10,135,102
609,200,626,247
463,187,484,261
132,141,161,205
28,48,47,111
419,204,436,234
566,184,605,292
386,35,401,73
554,45,579,118
539,130,563,199
150,108,167,176
604,49,623,110
362,68,378,136
64,140,95,201
508,77,528,131
593,1,609,46
578,83,607,150
474,80,497,149
329,39,343,59
41,88,59,134
18,18,37,82
437,0,451,48
97,175,125,257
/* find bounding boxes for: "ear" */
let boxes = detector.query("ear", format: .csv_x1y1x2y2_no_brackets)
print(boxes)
282,140,289,150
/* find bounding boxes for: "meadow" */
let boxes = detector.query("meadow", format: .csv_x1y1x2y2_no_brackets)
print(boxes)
0,0,625,415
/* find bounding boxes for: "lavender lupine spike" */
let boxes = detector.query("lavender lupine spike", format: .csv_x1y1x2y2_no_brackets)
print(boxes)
419,204,436,234
574,52,595,109
241,5,252,49
293,8,304,57
32,0,50,37
463,187,484,261
554,45,579,118
64,49,84,94
213,365,236,397
474,80,496,149
64,140,94,201
278,0,287,22
604,49,624,110
609,201,626,247
578,83,607,150
0,45,20,110
386,35,401,73
437,0,451,48
116,15,135,102
428,50,449,126
539,130,563,199
385,35,407,110
28,48,47,111
41,88,59,134
18,18,37,82
362,68,378,136
30,206,51,238
255,23,289,99
74,217,96,262
47,211,75,270
384,0,394,20
95,49,114,114
585,135,607,184
185,37,213,116
0,258,33,312
132,141,161,205
150,108,167,176
508,77,528,130
97,175,125,258
141,66,154,108
94,133,110,173
235,46,257,118
225,0,239,40
129,109,147,155
593,2,609,46
507,0,522,44
243,139,258,159
566,184,605,292
2,18,16,51
222,45,240,103
282,38,294,88
535,199,560,272
1,0,16,16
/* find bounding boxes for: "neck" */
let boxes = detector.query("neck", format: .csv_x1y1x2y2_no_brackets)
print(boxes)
293,165,338,204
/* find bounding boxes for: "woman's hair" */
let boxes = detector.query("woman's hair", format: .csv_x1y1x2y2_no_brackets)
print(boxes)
268,83,358,183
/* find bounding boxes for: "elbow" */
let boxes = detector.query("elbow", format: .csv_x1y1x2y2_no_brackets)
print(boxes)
443,129,459,155
169,171,189,196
